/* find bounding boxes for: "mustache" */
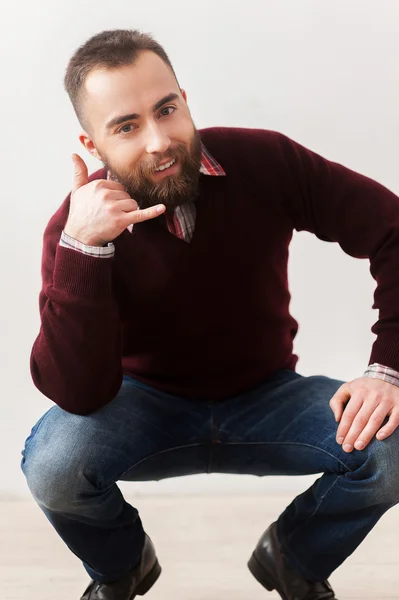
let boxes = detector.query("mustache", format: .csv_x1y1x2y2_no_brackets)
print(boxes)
138,144,200,178
138,145,186,177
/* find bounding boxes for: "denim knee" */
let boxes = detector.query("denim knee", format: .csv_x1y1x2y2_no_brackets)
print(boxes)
21,409,100,514
23,449,79,512
356,430,399,505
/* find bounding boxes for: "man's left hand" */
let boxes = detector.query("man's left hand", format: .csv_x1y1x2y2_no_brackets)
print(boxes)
329,377,399,452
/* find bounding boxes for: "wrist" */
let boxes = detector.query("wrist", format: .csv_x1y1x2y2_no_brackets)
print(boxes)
63,228,104,247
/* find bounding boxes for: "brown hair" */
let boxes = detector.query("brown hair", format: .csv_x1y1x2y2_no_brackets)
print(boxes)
64,29,178,128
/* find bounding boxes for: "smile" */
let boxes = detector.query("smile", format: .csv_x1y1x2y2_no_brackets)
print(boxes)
155,158,176,172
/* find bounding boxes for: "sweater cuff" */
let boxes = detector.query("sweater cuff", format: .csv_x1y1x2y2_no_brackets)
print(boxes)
53,244,114,301
369,333,399,374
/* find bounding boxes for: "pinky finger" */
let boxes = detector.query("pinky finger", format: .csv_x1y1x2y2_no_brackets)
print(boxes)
376,410,399,441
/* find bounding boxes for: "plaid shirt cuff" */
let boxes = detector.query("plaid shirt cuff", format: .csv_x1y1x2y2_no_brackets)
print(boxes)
59,231,115,258
363,363,399,388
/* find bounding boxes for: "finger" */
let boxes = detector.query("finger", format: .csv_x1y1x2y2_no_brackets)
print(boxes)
116,198,139,212
99,179,129,192
329,384,351,422
376,410,399,441
72,154,89,192
336,395,363,444
341,402,381,451
127,204,166,224
100,189,135,203
351,408,389,450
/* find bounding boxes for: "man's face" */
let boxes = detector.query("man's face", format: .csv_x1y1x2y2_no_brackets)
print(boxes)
79,50,202,211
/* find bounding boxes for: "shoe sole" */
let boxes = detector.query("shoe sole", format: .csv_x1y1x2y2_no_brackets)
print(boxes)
248,552,279,595
133,559,162,597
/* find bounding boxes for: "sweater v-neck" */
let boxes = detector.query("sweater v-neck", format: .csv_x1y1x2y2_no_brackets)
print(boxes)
129,174,218,252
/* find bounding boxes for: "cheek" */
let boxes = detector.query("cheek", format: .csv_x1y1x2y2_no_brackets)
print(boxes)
182,120,195,142
111,141,143,171
168,114,194,144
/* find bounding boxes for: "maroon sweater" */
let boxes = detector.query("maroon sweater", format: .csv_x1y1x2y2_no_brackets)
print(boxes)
31,127,399,415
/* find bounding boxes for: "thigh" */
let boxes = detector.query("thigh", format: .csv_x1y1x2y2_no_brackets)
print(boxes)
212,370,363,476
22,376,212,486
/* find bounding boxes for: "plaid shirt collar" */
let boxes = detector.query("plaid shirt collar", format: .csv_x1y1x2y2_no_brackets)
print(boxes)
198,143,226,177
161,144,225,241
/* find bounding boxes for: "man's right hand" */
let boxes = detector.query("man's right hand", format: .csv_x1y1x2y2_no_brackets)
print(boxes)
64,154,166,246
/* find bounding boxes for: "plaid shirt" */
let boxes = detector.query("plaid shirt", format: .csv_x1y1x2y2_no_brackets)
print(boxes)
59,144,399,388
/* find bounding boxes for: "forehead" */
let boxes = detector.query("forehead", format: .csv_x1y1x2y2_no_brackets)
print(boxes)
83,51,180,123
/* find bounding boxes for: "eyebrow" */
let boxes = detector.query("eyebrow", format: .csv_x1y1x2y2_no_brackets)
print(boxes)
105,92,180,131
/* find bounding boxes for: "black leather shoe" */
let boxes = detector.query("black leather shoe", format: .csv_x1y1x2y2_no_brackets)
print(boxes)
80,535,161,599
248,523,337,600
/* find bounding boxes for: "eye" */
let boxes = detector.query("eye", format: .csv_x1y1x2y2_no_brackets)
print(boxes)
159,106,175,117
118,124,135,134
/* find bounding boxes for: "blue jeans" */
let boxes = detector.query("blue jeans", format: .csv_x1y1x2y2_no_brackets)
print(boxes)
21,369,399,583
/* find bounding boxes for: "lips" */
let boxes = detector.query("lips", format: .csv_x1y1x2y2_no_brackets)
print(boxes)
154,158,176,173
152,158,180,179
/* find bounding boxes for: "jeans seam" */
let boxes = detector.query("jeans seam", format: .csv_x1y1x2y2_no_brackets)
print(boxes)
278,474,342,581
109,442,209,487
217,441,353,472
21,408,54,457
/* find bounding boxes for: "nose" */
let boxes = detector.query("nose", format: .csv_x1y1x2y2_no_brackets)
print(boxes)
145,121,171,155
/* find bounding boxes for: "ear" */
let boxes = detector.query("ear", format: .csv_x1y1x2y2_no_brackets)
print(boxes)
79,130,103,161
181,89,188,103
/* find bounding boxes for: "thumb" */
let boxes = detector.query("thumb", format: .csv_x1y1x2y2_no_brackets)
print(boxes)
72,153,89,193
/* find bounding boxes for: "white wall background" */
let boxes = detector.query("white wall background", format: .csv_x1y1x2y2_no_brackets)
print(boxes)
1,0,399,498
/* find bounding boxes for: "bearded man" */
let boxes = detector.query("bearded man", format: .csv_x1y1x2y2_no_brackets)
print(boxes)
22,28,399,600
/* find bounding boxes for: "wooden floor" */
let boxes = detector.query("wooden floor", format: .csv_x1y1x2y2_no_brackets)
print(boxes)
1,495,398,599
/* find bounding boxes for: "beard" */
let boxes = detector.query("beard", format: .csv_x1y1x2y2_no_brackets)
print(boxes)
102,128,203,212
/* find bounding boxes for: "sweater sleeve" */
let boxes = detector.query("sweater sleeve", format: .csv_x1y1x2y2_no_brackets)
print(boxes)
275,132,399,372
30,196,123,415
